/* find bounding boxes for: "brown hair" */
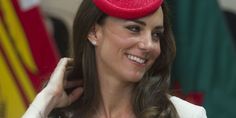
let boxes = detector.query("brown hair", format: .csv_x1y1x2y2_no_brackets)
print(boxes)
50,0,178,117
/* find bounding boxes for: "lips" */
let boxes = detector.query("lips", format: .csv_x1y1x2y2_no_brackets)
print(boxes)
126,53,147,64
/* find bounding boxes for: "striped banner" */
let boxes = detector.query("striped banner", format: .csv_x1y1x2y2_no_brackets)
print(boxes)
0,0,59,117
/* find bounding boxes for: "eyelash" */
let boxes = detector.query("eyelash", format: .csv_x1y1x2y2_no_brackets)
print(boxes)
152,31,163,42
126,25,141,32
125,25,163,42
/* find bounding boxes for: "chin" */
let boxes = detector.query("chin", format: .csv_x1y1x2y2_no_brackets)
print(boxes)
126,72,145,82
118,67,148,83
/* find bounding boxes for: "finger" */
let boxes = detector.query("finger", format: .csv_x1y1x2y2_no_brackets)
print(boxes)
49,58,74,85
67,87,83,105
56,92,69,108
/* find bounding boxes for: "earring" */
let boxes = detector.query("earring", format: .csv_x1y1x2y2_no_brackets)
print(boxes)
91,41,97,45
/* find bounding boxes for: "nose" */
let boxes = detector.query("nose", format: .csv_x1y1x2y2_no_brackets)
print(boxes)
137,33,153,51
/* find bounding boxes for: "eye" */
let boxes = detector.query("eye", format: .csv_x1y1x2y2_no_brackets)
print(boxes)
126,25,141,33
152,31,163,42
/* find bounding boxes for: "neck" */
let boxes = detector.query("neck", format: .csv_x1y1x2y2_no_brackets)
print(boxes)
95,75,136,118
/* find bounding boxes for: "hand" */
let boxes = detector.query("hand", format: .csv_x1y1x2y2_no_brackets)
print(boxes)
22,58,83,118
44,57,83,108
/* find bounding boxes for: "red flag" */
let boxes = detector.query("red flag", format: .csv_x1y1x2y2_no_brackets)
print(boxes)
0,0,59,117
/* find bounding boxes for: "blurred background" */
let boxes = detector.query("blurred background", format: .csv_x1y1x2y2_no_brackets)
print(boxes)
0,0,236,118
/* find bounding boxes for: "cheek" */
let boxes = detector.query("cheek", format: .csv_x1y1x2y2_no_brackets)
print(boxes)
103,28,135,47
153,43,161,59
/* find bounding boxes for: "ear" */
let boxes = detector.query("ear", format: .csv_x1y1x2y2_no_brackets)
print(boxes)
88,24,102,46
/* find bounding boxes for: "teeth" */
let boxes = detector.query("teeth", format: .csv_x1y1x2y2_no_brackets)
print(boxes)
127,54,146,64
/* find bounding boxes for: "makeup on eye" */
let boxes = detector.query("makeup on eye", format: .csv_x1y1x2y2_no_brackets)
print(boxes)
123,20,144,33
124,19,164,31
152,31,163,42
125,24,164,41
125,25,141,32
152,26,164,40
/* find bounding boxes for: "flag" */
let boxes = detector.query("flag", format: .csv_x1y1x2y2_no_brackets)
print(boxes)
0,0,59,117
168,0,236,117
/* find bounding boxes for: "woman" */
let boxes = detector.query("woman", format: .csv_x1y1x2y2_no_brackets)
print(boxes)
23,0,207,118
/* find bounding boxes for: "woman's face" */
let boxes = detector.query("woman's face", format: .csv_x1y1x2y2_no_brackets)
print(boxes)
93,8,163,83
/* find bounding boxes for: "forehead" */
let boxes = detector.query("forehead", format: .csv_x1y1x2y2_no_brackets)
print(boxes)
139,7,163,25
104,7,164,26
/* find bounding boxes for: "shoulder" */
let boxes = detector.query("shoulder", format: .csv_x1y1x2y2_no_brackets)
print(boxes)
169,96,207,118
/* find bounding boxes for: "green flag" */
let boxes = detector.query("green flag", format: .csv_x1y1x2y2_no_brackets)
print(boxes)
169,0,236,117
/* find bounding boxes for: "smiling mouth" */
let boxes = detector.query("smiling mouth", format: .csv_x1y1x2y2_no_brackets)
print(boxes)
126,54,148,64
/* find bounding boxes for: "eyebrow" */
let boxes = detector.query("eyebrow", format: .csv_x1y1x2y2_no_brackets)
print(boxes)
155,26,164,32
132,20,164,31
133,20,146,26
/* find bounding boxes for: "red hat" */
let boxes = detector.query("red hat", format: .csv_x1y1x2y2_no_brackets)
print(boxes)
92,0,163,19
